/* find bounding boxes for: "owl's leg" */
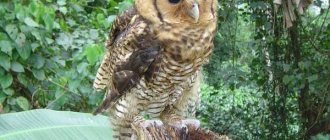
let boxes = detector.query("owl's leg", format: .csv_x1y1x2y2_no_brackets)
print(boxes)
130,92,173,135
131,116,164,140
146,93,169,119
109,93,145,140
160,72,202,125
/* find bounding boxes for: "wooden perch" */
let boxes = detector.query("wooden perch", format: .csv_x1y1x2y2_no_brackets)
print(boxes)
131,119,230,140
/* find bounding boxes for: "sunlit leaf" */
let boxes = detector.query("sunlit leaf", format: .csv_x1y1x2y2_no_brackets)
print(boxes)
17,73,29,87
24,17,39,27
77,62,89,73
68,80,81,93
84,44,104,65
14,4,27,22
32,69,46,80
0,41,13,55
16,45,31,60
89,29,99,40
0,74,13,88
57,0,66,6
11,62,25,73
107,15,117,24
59,7,68,14
3,88,14,96
16,96,30,111
5,24,18,40
118,1,133,12
0,53,11,71
0,109,112,140
43,13,54,31
15,33,26,47
56,33,73,50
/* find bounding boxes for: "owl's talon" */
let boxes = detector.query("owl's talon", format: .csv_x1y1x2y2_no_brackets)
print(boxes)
132,117,164,130
169,119,200,131
131,119,164,140
181,119,201,129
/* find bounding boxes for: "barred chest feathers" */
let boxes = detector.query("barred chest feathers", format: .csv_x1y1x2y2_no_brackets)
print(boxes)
135,22,214,106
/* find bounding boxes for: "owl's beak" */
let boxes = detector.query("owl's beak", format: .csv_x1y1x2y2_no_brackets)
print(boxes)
188,2,199,22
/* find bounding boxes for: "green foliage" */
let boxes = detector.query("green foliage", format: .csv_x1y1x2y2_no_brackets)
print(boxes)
0,0,329,140
200,0,330,139
198,84,264,139
311,134,330,140
0,109,112,140
0,0,133,113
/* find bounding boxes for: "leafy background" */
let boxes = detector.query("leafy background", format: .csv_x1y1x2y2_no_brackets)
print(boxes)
0,0,329,140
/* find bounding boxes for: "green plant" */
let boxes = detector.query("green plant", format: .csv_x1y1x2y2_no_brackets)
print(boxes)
0,0,133,113
0,0,329,139
0,109,112,140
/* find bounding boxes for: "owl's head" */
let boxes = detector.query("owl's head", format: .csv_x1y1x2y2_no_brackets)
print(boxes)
135,0,218,25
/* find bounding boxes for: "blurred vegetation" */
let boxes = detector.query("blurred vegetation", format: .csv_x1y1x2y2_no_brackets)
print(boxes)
0,0,329,139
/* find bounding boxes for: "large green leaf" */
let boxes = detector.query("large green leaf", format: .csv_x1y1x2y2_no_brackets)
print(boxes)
0,74,13,89
15,45,31,60
0,53,11,71
32,69,46,80
11,62,25,73
0,109,112,140
24,17,39,27
84,44,104,65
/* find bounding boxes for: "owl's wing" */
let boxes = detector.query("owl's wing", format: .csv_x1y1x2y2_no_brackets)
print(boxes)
93,46,161,115
93,7,138,90
93,7,162,115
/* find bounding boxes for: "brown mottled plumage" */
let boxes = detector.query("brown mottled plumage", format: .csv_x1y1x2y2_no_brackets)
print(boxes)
93,0,218,139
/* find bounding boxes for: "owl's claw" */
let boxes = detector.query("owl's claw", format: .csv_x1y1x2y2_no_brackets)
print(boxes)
161,114,200,130
181,119,201,129
132,116,164,129
131,117,164,140
131,118,226,140
170,118,201,134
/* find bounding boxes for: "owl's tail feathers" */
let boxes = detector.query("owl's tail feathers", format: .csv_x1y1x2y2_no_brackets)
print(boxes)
93,89,119,115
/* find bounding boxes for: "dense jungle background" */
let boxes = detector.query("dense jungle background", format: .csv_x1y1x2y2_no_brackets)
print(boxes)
0,0,329,139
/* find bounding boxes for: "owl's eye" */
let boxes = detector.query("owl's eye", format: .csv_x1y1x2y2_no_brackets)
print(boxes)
169,0,180,4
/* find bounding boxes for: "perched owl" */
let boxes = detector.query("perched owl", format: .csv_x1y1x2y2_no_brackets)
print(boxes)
93,0,218,139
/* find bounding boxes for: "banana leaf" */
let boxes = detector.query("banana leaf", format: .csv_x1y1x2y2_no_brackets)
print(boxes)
0,109,112,140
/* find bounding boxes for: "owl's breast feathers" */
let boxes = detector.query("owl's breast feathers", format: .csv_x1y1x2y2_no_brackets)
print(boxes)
93,6,216,114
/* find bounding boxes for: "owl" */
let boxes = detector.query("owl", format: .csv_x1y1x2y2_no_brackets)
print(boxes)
93,0,218,139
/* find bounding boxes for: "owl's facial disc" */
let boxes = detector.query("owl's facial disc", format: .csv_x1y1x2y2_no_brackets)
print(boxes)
135,0,217,24
187,2,199,22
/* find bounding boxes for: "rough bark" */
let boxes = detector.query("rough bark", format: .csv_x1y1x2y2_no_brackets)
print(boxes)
131,119,230,140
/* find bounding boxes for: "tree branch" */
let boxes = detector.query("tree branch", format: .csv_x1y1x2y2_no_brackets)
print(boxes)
131,119,230,140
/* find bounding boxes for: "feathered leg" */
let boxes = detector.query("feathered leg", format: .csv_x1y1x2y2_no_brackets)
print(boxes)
160,72,202,124
109,89,146,140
